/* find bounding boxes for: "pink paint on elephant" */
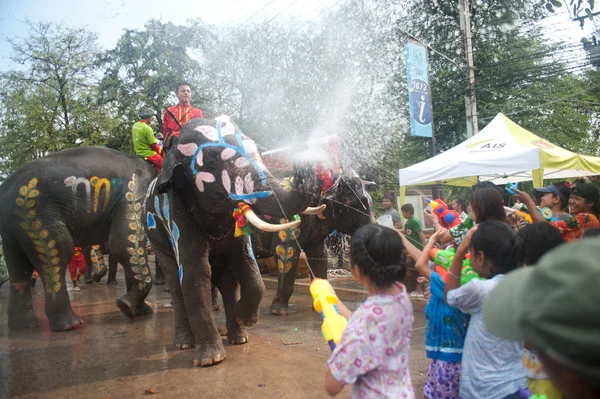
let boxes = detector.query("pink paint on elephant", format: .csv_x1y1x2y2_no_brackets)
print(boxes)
177,143,198,157
222,170,231,193
195,172,216,192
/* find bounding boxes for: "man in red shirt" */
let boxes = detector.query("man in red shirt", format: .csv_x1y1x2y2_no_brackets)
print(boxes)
162,82,204,147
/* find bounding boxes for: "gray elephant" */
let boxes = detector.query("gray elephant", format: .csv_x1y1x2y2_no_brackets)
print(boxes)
144,117,322,367
0,238,8,288
253,170,374,315
0,147,155,331
82,243,120,285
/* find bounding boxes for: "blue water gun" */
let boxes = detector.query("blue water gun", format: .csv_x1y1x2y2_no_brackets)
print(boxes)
505,182,519,195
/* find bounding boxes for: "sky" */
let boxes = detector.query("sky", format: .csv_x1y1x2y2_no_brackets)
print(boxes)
0,0,340,71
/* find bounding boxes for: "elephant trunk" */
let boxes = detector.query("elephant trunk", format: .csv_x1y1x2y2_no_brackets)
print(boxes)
253,162,320,219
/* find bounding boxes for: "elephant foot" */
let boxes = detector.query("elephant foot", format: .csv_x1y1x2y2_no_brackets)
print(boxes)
8,311,42,330
154,277,166,285
135,301,153,317
193,341,226,367
116,296,135,320
107,279,118,286
49,309,84,332
174,331,196,350
269,299,290,316
218,325,227,336
234,302,259,327
227,325,248,345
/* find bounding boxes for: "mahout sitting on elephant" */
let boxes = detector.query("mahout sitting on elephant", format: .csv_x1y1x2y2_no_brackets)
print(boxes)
0,147,155,331
253,169,374,315
144,117,323,367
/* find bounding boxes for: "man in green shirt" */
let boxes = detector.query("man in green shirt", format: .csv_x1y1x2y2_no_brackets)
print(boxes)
132,109,163,171
401,203,426,250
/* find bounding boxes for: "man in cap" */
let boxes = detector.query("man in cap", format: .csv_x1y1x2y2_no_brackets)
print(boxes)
132,109,163,172
483,239,600,399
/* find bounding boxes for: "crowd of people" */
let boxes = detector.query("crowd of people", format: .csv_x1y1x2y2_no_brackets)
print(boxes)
323,179,600,399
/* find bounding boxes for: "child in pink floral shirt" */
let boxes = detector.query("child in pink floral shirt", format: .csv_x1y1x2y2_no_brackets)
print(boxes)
325,224,415,398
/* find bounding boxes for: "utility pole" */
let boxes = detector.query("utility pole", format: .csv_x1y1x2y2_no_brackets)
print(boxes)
459,0,479,137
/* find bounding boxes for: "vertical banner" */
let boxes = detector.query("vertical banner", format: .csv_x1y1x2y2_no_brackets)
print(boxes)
405,40,433,138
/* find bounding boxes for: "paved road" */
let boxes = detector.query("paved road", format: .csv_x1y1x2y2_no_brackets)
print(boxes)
0,275,428,398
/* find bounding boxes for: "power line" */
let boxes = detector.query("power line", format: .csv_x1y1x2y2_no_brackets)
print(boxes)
232,0,280,34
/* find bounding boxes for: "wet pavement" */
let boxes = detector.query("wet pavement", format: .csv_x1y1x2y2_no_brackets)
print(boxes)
0,272,428,399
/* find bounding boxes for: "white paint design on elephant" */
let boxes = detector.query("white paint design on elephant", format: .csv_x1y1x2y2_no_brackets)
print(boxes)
64,176,92,213
177,143,199,157
234,176,244,196
234,157,249,168
195,172,216,192
194,125,218,141
244,173,254,194
222,170,231,193
143,178,158,210
220,148,236,160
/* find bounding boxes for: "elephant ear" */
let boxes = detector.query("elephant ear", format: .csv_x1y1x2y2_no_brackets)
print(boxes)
157,163,188,194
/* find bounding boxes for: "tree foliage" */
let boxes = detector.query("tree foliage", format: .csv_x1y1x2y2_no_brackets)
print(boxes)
0,3,598,189
0,22,113,176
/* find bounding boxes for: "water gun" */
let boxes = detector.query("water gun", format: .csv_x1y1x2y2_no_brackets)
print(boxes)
430,247,481,285
504,206,556,224
427,199,460,228
505,182,519,195
504,206,534,224
310,278,348,351
518,387,547,399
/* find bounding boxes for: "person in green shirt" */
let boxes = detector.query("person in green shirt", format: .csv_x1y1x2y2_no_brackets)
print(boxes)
401,203,426,250
132,109,163,171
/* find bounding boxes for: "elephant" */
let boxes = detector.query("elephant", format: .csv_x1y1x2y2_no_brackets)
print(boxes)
82,243,120,285
144,117,323,367
0,146,155,331
253,169,374,315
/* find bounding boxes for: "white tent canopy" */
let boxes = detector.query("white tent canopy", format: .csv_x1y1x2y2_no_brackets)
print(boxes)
398,113,600,188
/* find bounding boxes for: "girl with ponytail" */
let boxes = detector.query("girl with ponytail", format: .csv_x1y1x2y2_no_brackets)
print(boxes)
443,220,527,399
325,224,415,398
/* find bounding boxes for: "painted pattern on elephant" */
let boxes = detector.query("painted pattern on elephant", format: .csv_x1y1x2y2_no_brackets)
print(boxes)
89,245,106,275
15,177,61,298
64,175,128,213
177,121,272,203
124,174,151,290
147,193,182,283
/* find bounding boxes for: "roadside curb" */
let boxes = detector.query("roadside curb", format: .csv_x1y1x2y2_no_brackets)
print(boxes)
261,276,427,313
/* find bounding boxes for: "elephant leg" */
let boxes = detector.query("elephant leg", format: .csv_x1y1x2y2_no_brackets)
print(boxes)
180,243,225,367
211,283,222,312
106,254,118,285
154,256,166,285
229,237,265,326
82,246,94,284
5,243,41,330
307,240,328,279
269,241,301,316
212,257,246,345
92,246,107,282
24,233,83,332
154,248,195,350
109,211,153,320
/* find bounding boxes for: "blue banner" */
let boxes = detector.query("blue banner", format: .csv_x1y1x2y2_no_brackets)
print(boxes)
405,41,433,138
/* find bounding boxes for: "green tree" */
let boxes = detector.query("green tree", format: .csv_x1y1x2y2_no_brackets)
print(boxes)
98,19,215,152
0,21,112,177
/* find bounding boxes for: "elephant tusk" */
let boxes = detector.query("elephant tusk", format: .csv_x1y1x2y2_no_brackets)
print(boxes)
301,204,326,215
245,209,301,232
